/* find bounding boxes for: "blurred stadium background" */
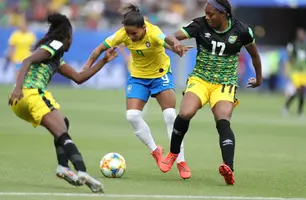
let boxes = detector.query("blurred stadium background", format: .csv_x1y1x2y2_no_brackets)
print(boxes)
0,0,305,91
1,1,306,199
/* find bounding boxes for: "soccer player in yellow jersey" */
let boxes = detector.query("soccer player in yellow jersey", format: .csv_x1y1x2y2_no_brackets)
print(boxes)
83,4,192,179
119,45,152,116
8,19,36,79
283,28,306,116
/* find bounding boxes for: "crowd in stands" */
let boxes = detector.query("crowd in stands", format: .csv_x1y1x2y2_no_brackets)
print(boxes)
0,0,208,30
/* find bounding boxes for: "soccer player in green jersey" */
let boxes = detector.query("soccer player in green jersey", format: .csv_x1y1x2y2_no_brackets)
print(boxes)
160,0,262,185
8,13,117,193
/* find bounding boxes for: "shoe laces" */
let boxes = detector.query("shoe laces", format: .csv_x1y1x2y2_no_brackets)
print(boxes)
177,163,189,172
163,154,177,164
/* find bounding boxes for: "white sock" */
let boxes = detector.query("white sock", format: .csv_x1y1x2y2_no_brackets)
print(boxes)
163,108,185,163
126,109,157,152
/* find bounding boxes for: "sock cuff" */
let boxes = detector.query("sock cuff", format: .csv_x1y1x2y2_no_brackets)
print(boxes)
126,109,142,115
217,119,231,124
163,108,176,115
216,119,230,127
57,132,71,143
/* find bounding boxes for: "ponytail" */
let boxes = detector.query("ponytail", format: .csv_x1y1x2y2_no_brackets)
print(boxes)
120,4,144,27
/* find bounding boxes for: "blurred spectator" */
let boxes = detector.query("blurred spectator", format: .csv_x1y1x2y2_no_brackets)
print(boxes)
0,0,197,30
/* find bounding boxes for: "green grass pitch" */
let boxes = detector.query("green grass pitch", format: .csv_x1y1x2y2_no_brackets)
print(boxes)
0,85,305,200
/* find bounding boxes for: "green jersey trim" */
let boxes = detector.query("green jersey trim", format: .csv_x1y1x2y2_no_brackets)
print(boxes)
213,18,232,34
103,41,111,49
60,59,65,66
41,45,55,57
181,28,191,39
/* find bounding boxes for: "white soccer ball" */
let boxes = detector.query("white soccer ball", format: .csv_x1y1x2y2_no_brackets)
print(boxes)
100,152,126,178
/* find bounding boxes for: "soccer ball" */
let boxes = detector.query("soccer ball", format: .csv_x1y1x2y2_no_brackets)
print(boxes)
100,152,126,178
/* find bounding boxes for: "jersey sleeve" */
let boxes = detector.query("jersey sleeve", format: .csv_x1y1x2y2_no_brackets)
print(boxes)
8,32,17,46
103,28,125,48
40,40,65,58
240,26,255,46
152,26,166,47
181,18,202,39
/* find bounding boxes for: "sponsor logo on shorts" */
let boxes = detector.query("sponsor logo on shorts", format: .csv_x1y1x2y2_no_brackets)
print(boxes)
187,83,195,89
127,84,132,93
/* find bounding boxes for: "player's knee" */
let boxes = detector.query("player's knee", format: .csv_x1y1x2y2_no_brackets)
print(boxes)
126,109,142,123
163,108,176,124
64,117,70,130
179,108,196,120
213,102,233,121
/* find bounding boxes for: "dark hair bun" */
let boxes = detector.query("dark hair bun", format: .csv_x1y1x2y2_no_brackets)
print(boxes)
47,13,70,27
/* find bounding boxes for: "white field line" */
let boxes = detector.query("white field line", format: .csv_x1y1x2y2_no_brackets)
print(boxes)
0,192,305,200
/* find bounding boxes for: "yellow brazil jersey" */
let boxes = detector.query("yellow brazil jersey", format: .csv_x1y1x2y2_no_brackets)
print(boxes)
104,21,170,79
127,55,133,72
9,30,36,63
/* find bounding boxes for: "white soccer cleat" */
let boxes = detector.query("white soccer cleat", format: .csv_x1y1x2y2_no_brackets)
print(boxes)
78,171,104,193
282,108,289,117
56,165,81,186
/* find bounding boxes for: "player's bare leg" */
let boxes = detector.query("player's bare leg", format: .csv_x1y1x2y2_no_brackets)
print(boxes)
156,89,191,179
212,101,235,185
126,98,163,167
160,92,201,176
41,110,103,193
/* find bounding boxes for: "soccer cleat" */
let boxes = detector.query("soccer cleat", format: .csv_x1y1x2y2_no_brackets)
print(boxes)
159,152,178,173
56,165,81,186
282,108,289,117
219,163,235,185
151,145,163,167
177,162,192,179
78,171,104,193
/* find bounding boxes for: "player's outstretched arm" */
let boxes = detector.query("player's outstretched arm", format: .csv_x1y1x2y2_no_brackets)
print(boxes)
82,42,109,72
165,30,189,45
60,48,117,84
165,43,193,57
246,43,262,88
165,30,191,57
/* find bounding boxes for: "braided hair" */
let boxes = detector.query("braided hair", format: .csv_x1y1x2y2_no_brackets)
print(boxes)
34,13,72,50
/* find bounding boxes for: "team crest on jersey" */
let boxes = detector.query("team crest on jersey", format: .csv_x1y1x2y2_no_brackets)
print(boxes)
146,42,151,47
228,36,238,44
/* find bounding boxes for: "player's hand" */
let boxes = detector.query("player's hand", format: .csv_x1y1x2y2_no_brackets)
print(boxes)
173,42,187,57
103,47,118,63
8,87,23,106
182,45,194,55
247,77,261,88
